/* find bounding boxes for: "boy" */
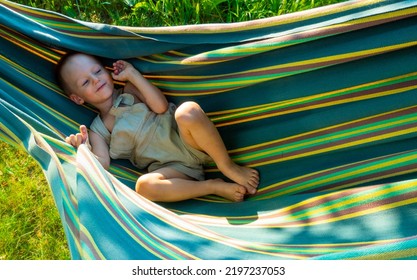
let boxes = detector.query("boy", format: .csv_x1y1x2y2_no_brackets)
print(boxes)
57,53,259,202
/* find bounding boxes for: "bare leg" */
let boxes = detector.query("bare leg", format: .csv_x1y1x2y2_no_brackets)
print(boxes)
175,102,259,194
135,167,247,202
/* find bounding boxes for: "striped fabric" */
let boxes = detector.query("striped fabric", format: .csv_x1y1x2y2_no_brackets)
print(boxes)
1,0,417,259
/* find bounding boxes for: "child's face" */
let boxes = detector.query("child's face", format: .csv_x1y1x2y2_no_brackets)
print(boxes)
62,54,114,105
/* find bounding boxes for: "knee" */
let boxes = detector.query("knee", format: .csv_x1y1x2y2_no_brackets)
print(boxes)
175,101,203,125
135,174,162,201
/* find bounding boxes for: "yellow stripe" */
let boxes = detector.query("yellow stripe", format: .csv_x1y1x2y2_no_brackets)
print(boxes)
260,152,417,196
78,224,106,259
285,182,416,220
183,4,417,60
248,126,417,168
251,183,417,228
261,181,416,224
1,58,81,133
215,84,417,127
0,29,59,63
348,247,417,260
78,152,198,259
149,42,417,96
179,181,417,228
231,42,417,81
207,72,417,121
240,113,417,162
6,2,64,19
228,103,417,156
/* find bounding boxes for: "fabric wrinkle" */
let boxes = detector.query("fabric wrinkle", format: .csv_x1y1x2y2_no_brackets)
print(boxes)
90,91,210,181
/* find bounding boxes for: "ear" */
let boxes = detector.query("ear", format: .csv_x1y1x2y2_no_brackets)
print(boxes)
69,94,84,105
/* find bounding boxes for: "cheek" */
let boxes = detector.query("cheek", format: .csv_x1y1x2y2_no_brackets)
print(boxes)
82,86,96,98
107,75,114,84
102,72,112,80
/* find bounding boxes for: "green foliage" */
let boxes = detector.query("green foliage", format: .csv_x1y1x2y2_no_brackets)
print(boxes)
13,0,345,26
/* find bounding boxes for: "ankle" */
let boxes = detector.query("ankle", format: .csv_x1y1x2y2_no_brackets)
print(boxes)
217,158,236,172
206,179,223,196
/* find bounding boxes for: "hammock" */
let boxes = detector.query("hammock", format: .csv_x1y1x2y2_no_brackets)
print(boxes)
1,0,417,260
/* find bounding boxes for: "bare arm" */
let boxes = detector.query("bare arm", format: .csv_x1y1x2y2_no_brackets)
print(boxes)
89,130,111,169
112,60,168,114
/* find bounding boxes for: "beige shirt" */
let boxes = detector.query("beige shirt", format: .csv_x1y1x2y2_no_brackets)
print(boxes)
90,92,211,180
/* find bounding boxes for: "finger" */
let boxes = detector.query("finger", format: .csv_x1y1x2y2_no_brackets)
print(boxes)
65,135,73,145
115,60,125,66
70,135,78,147
80,125,88,141
113,61,123,70
76,133,84,147
112,69,123,78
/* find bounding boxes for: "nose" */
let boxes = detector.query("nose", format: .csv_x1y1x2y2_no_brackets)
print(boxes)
91,74,100,84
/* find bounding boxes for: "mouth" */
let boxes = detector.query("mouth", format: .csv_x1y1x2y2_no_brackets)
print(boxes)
96,82,106,92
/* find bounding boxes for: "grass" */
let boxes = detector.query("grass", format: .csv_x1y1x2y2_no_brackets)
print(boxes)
0,142,70,260
2,0,346,259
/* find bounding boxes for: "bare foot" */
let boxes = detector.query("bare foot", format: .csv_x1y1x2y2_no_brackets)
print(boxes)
218,161,259,195
210,179,247,202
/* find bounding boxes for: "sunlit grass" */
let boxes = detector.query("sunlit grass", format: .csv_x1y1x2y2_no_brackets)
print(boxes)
0,142,70,259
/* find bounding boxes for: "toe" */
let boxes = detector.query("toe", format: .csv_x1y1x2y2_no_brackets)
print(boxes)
236,194,244,202
247,186,257,194
248,178,259,189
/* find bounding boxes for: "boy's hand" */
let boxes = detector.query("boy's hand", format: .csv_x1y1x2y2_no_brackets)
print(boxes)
112,60,139,82
65,125,91,149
